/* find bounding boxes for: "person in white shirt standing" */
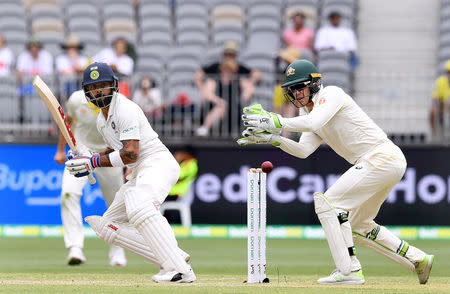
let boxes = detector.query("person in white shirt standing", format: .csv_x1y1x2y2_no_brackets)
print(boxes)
0,33,14,76
238,59,434,285
65,63,195,283
54,89,126,266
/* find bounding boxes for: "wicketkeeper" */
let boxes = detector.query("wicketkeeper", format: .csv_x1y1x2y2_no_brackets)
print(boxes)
238,59,434,285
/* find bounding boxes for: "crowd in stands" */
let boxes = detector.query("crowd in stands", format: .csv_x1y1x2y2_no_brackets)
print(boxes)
0,0,360,141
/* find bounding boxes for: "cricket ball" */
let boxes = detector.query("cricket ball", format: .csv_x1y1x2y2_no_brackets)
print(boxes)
261,161,273,174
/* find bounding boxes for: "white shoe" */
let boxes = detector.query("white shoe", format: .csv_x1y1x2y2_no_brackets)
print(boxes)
109,245,127,267
67,247,86,266
195,126,208,137
153,265,196,283
317,269,365,285
152,251,191,282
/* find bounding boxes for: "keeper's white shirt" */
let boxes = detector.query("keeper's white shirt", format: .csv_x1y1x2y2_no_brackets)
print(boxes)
97,92,168,170
66,90,106,152
279,86,389,164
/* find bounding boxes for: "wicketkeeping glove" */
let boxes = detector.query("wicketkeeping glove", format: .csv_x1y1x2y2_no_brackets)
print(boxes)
65,154,101,178
236,127,282,146
242,104,283,133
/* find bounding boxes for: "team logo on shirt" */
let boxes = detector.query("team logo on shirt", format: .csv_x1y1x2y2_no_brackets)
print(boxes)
318,97,325,105
286,66,295,76
111,121,116,129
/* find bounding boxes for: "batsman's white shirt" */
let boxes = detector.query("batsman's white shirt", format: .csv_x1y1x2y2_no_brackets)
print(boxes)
278,86,406,234
96,93,179,207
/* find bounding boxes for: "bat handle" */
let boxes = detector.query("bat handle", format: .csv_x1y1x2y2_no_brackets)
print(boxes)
88,173,96,185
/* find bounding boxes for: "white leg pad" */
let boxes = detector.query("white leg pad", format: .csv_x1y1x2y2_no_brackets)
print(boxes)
353,232,415,272
314,192,351,275
124,189,190,274
85,215,160,266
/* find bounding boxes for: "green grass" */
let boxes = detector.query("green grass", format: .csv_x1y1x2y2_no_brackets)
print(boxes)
0,238,449,293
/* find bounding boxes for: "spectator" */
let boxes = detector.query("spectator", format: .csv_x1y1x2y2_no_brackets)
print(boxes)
16,37,53,84
193,41,260,136
314,11,358,70
0,33,14,76
164,146,198,224
282,11,315,52
93,37,134,77
132,75,164,118
56,34,88,98
93,37,134,97
430,60,450,141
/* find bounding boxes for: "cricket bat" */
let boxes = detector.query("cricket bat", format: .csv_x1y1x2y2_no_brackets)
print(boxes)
32,75,96,185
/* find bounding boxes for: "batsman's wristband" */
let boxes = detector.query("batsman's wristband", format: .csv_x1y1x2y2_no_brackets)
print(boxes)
90,154,101,168
109,150,125,167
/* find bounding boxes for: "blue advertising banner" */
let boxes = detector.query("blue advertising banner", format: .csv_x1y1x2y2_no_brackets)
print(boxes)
0,145,108,224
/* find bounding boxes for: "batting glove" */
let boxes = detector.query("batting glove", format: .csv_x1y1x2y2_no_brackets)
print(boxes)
237,127,282,146
242,104,283,133
65,154,101,178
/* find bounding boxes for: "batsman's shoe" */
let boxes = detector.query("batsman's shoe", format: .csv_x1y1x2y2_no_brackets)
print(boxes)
109,245,127,267
317,269,365,285
67,247,86,266
415,254,434,284
153,265,196,283
152,251,191,282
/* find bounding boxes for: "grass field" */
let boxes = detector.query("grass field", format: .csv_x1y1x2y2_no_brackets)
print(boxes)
0,238,449,293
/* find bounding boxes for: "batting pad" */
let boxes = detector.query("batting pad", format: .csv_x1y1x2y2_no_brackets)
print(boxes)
353,232,415,272
136,214,190,274
85,215,160,266
314,192,351,275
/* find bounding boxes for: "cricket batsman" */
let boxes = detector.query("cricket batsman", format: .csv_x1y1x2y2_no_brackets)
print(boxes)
64,62,195,283
238,59,434,285
54,89,126,266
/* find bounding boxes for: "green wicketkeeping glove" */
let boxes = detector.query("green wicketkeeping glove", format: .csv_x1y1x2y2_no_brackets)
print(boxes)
242,104,283,133
236,127,281,147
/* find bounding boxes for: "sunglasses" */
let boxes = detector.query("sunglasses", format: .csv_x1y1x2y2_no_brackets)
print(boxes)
288,82,310,92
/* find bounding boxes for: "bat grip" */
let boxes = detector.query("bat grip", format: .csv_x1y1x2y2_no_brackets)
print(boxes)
88,173,96,185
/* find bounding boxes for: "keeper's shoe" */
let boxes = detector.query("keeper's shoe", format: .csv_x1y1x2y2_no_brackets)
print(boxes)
67,246,86,266
317,269,365,285
415,254,434,284
152,265,196,283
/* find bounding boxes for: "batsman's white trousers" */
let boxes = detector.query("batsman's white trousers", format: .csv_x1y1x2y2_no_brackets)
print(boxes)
324,141,407,235
103,151,180,223
61,166,123,248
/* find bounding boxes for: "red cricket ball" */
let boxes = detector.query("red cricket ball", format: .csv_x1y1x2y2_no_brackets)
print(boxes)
261,161,273,174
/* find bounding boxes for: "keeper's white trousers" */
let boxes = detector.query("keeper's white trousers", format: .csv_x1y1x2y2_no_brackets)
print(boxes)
61,166,123,248
324,141,407,235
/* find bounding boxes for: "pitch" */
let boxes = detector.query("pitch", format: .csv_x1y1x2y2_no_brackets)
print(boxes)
0,238,448,293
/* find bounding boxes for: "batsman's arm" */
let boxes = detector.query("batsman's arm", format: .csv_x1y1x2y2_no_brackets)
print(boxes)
96,140,140,167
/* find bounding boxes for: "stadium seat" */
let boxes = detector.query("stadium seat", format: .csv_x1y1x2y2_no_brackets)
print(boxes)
177,32,209,48
141,31,172,47
104,3,135,19
0,3,26,18
139,3,171,19
30,4,62,20
0,16,27,32
211,5,244,23
140,18,171,35
104,19,137,44
66,3,98,19
248,4,282,22
159,187,194,227
248,18,280,34
176,3,208,19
